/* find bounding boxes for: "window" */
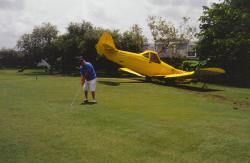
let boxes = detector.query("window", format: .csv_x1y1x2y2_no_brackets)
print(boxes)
143,53,150,59
150,53,160,64
187,45,196,57
187,51,196,57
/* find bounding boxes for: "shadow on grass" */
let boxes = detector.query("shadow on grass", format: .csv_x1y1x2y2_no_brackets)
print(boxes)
154,80,222,92
119,81,144,84
98,77,221,92
98,81,120,86
131,78,222,92
81,102,97,105
98,80,145,86
172,84,222,92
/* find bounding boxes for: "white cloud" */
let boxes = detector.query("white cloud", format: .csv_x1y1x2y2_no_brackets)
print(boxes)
0,0,220,48
0,0,24,10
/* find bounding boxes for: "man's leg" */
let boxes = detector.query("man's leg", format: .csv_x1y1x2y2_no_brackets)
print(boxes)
85,91,88,100
90,78,96,103
83,81,89,103
91,91,95,100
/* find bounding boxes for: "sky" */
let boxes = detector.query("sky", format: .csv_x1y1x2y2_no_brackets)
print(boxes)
0,0,220,49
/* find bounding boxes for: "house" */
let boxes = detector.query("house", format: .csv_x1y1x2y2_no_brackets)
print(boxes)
166,42,197,58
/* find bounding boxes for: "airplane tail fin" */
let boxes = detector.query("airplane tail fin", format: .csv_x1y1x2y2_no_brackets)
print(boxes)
96,32,117,56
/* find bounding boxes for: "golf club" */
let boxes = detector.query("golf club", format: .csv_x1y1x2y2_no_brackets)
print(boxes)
70,86,82,107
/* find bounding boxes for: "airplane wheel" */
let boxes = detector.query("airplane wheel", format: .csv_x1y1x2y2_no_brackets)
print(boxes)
165,79,176,86
145,76,152,82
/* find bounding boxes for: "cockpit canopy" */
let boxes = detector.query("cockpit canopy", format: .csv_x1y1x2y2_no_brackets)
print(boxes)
141,51,161,64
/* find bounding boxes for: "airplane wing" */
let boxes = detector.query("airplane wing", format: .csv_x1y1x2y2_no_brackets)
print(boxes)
162,67,225,80
163,71,195,79
119,67,225,84
119,68,145,77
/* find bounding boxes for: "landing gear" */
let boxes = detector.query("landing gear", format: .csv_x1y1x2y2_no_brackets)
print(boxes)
202,83,208,89
165,79,176,86
145,76,152,82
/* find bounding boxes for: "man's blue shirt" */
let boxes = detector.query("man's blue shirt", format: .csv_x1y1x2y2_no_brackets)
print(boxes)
80,62,96,81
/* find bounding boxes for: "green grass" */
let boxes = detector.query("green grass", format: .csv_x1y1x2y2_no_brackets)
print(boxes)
0,69,250,162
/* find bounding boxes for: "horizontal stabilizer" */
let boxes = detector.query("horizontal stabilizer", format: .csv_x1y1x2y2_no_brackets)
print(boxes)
163,67,225,80
119,68,145,77
194,68,225,76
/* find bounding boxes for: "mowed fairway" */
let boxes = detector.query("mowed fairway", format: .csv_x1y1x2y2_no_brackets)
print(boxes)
0,69,250,162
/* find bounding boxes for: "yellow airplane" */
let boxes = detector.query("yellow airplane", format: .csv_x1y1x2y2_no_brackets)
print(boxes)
96,32,225,84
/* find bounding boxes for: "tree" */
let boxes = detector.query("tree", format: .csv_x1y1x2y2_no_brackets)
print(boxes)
197,0,250,85
147,16,198,54
15,20,149,74
0,48,20,67
178,17,197,42
120,24,147,52
17,23,58,73
147,16,177,53
56,21,106,73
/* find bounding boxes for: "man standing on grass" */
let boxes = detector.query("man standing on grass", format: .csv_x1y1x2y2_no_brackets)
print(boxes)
80,57,97,104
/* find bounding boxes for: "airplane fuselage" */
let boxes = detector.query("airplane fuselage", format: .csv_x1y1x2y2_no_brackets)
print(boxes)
105,49,185,77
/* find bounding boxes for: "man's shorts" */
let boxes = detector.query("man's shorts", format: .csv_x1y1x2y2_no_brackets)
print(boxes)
83,78,96,91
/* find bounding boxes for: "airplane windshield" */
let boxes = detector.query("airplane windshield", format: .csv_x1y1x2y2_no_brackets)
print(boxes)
143,53,150,59
150,53,161,64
